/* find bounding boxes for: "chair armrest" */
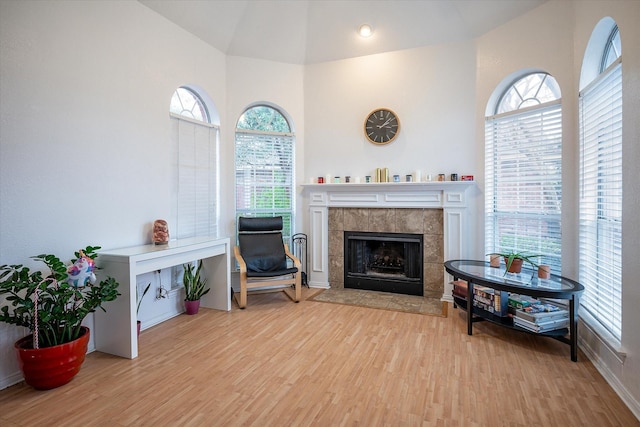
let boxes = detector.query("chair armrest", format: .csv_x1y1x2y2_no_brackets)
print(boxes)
234,246,248,273
283,244,301,270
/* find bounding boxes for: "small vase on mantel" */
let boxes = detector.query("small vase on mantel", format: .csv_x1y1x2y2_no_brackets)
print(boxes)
184,299,200,315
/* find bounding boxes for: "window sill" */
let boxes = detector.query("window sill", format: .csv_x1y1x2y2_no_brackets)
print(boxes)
579,311,626,364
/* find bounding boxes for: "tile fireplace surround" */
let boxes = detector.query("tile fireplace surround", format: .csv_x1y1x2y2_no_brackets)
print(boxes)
302,182,475,302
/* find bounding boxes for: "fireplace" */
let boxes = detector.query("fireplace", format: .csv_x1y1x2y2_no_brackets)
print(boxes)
303,181,474,300
344,231,424,296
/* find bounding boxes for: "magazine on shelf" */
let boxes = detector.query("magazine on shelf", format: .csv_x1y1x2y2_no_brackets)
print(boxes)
521,302,563,313
508,294,540,309
515,307,569,323
513,316,569,333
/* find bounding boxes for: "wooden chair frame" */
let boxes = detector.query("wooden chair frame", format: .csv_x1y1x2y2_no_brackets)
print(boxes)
233,244,301,309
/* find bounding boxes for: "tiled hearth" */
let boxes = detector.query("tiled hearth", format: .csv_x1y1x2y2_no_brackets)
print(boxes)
303,181,474,301
328,207,444,298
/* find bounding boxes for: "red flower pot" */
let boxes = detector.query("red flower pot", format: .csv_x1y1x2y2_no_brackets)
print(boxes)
14,326,90,390
184,299,200,315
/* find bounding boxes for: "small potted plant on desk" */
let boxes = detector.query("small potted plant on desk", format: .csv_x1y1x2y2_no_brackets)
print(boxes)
487,250,540,275
0,245,120,390
182,260,209,315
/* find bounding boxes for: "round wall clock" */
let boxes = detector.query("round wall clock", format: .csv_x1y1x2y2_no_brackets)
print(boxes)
364,108,400,145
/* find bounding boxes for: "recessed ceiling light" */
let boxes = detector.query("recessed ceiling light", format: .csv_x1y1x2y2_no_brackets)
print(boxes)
358,24,373,38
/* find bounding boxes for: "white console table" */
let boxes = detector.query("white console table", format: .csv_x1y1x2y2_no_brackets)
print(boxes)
94,236,231,359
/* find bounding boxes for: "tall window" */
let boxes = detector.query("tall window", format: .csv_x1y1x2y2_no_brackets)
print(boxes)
170,86,219,238
485,73,562,272
579,23,622,341
235,105,295,240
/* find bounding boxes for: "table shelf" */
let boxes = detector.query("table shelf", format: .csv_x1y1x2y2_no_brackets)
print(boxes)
452,296,570,338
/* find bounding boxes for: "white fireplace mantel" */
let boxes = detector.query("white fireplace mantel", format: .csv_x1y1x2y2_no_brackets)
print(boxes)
302,181,475,301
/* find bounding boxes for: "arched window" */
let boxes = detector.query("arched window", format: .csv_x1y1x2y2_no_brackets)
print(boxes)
170,87,210,123
495,72,561,114
169,86,219,238
235,105,295,240
485,72,562,273
600,25,620,72
579,21,622,342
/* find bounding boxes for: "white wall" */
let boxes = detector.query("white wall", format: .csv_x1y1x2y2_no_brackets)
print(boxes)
475,0,640,417
0,0,226,387
304,41,477,183
224,56,305,238
303,41,480,247
475,0,577,270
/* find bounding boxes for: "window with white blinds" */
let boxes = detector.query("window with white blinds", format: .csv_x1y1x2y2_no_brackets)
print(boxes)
485,100,563,272
170,115,219,239
235,130,294,240
578,58,622,341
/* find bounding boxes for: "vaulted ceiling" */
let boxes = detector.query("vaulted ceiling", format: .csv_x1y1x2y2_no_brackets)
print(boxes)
139,0,547,64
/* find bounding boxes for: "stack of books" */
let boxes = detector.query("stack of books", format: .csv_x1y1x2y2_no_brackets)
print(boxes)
513,302,569,333
472,285,509,317
451,280,468,299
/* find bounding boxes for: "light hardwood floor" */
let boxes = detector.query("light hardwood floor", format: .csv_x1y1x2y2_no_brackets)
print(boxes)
0,289,638,426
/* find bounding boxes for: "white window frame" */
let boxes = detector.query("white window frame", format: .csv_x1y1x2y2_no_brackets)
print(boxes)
578,57,623,343
234,107,295,242
169,84,220,241
485,73,563,273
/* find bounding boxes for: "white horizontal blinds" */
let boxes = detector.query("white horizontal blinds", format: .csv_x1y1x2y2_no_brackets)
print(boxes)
172,116,218,239
235,130,294,240
485,101,563,272
579,59,622,341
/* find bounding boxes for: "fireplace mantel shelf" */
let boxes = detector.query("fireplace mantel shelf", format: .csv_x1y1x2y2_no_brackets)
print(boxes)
301,181,474,190
303,180,476,209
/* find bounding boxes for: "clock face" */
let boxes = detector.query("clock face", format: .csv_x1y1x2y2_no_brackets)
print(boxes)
364,108,400,145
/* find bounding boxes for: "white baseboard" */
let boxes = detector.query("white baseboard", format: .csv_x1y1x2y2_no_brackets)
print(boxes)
579,335,640,421
0,371,24,390
141,310,183,331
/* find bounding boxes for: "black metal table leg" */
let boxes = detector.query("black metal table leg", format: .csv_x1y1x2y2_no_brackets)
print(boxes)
467,281,474,335
570,294,579,362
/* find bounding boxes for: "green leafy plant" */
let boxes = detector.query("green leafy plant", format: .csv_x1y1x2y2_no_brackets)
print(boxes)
182,260,210,301
487,250,541,275
0,245,120,348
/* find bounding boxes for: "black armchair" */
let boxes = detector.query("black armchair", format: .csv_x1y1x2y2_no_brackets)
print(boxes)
233,216,301,309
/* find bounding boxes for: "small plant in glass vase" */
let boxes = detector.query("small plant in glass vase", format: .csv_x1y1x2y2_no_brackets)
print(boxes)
182,260,209,315
487,250,540,276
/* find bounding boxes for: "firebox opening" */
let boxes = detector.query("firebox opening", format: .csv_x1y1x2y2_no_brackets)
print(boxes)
344,231,423,296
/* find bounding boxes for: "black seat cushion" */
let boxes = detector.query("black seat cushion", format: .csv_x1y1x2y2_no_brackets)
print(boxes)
239,232,292,274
